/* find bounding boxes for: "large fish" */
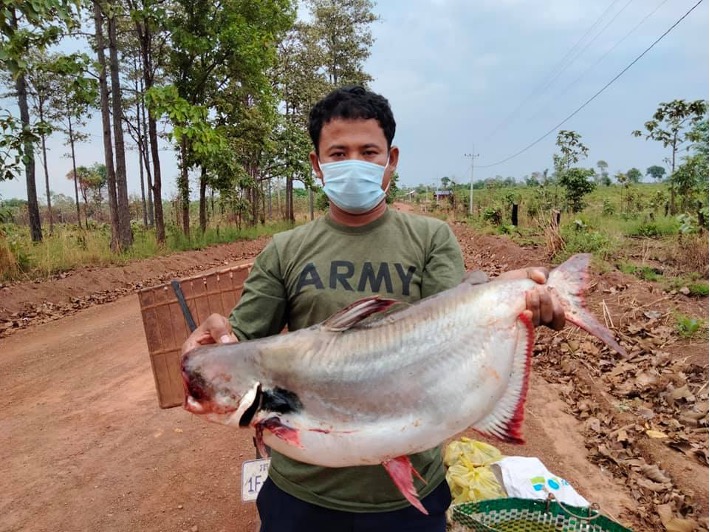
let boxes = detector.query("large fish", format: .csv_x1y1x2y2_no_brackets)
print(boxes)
181,253,624,513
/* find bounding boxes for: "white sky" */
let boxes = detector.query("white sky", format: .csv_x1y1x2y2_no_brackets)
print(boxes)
1,0,708,201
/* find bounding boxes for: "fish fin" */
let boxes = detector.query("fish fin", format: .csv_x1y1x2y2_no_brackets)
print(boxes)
257,417,303,449
322,296,400,332
548,254,626,356
382,456,429,515
472,312,533,444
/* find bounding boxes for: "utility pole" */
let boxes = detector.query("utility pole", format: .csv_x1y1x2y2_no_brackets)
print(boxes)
464,146,479,216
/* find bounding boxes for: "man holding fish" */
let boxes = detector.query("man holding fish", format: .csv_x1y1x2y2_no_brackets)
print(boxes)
182,86,570,531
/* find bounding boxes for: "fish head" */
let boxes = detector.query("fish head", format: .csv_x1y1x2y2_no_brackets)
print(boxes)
181,343,262,428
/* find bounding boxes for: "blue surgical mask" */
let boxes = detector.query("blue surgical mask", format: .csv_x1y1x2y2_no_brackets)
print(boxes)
320,159,388,214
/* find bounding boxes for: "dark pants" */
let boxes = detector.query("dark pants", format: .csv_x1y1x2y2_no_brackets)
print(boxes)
256,478,451,532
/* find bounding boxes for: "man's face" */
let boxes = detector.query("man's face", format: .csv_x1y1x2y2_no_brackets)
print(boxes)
309,118,399,190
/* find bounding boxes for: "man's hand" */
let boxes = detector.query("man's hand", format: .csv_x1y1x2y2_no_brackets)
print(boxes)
497,267,565,330
181,313,239,355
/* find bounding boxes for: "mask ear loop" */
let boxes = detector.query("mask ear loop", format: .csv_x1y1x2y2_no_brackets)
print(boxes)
383,153,393,194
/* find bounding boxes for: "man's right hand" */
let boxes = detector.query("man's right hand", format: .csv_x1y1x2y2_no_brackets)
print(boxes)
181,313,239,355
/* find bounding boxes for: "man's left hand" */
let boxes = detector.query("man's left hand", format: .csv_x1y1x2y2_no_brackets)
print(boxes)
497,267,565,330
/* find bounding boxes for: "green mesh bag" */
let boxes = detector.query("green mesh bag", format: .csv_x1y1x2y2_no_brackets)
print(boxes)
451,497,633,532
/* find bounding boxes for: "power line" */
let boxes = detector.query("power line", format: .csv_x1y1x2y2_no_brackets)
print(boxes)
477,0,705,170
481,0,623,144
528,0,670,124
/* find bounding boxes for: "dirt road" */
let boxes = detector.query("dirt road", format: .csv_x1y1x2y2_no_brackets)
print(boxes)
1,220,706,531
2,289,638,532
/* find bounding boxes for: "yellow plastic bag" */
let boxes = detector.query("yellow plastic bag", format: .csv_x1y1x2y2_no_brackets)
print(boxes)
445,437,507,504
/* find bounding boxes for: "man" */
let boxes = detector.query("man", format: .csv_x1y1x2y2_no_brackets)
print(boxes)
182,85,564,531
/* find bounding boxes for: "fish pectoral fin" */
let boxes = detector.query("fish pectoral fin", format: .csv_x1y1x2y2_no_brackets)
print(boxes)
322,296,401,332
472,311,533,444
256,417,303,449
382,456,428,515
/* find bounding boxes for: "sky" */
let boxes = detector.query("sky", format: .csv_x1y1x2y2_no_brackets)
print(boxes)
1,0,708,202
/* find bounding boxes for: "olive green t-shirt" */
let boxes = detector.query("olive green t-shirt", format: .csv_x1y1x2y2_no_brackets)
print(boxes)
228,208,465,512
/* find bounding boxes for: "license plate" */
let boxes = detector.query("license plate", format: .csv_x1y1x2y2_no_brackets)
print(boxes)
241,458,271,502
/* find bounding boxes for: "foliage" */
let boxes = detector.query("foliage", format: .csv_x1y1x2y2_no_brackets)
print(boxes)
646,165,666,181
558,167,595,213
626,167,642,184
0,111,49,181
307,0,377,86
553,130,588,174
632,99,708,214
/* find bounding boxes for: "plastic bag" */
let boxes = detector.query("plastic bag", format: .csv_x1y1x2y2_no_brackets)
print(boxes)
491,456,590,507
444,437,503,468
445,438,507,504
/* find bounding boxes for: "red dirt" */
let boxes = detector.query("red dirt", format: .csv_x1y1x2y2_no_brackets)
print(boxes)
1,211,707,532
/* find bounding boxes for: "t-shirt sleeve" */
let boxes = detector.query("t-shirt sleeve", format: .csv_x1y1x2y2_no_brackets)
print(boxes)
228,241,288,341
421,223,466,298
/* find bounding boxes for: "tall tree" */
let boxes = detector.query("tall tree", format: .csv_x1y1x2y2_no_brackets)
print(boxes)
632,99,708,214
126,0,169,243
46,53,98,229
0,0,80,241
92,0,121,251
106,0,133,248
24,51,57,233
161,0,294,235
307,0,377,86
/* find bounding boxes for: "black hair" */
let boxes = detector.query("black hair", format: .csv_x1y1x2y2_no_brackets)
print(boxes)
308,85,396,154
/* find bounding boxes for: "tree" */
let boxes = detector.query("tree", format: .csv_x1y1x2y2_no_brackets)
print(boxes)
554,130,592,211
626,167,642,184
66,163,106,221
160,0,294,235
672,118,709,212
559,168,595,213
632,99,708,213
646,165,666,181
45,53,98,229
596,160,609,179
0,0,80,241
23,50,57,233
307,0,377,87
106,0,133,249
126,0,170,243
554,130,588,175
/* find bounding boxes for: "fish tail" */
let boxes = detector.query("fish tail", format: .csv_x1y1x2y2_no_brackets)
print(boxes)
548,254,625,356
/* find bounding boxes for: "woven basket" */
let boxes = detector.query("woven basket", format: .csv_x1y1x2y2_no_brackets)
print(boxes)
451,497,632,532
138,263,253,408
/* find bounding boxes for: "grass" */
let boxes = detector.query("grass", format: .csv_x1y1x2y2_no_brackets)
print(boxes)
0,219,295,282
675,313,705,339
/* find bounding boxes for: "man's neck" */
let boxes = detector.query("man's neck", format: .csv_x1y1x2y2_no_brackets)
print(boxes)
329,200,388,227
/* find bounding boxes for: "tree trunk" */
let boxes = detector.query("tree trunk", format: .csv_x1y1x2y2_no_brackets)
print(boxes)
68,118,82,228
94,0,120,251
179,137,190,236
286,175,294,223
670,131,678,215
108,5,133,250
199,165,207,233
139,79,154,227
38,100,53,234
134,10,164,242
15,69,42,241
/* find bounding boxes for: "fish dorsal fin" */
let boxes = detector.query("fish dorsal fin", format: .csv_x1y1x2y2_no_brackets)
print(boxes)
322,296,401,332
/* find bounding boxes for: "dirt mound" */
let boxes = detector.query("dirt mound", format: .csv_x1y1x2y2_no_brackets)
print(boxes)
0,236,270,337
